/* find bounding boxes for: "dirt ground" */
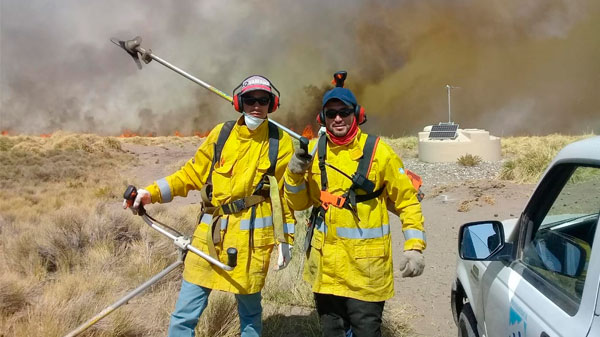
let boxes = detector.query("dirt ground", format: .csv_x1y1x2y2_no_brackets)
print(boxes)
390,181,535,337
121,141,536,337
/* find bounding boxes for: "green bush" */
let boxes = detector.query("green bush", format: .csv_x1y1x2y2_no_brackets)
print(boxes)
457,154,482,167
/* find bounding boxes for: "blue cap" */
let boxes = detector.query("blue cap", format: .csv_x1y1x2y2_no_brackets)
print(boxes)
322,87,357,108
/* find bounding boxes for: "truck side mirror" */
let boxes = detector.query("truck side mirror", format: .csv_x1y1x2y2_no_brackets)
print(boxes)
459,221,505,260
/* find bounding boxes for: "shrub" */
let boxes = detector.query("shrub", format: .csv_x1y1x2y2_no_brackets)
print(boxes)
457,154,482,167
0,274,31,315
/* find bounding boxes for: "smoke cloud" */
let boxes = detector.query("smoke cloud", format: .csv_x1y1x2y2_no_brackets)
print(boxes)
1,0,598,136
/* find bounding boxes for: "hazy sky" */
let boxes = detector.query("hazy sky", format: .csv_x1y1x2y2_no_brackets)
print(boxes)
1,0,598,136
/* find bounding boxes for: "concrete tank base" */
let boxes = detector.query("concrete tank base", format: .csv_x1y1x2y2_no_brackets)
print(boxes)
418,127,501,163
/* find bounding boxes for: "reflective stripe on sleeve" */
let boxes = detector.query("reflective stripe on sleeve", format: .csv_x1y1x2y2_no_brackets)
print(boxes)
336,224,390,239
157,178,172,202
403,229,426,242
284,180,306,193
283,223,295,234
240,216,273,230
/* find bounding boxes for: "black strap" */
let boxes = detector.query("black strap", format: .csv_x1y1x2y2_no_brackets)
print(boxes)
267,121,278,176
346,187,384,205
206,120,279,193
317,133,328,191
253,121,279,194
355,135,379,190
207,120,236,185
317,133,382,210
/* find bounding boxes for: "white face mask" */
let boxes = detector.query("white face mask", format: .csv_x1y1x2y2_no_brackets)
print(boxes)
243,112,266,130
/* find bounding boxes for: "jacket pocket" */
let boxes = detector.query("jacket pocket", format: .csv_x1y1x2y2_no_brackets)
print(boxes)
353,242,386,288
191,224,210,251
247,227,275,276
367,162,378,186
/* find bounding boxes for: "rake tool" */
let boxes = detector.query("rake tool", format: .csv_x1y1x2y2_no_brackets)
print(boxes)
63,186,237,337
110,35,310,154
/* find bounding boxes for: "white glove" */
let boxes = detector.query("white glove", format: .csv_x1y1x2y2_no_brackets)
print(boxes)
274,243,292,270
122,188,151,215
398,250,425,277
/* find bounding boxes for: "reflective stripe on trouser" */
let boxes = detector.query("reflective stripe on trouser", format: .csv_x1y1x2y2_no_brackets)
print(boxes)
168,279,263,337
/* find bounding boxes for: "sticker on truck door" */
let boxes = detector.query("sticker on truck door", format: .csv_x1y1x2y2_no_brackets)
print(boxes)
508,301,527,337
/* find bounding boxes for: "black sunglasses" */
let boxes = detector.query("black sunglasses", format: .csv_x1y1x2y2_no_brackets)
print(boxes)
324,108,354,119
243,96,271,106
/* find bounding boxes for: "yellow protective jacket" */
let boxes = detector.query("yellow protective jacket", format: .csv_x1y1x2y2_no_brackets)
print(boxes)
283,129,425,302
145,117,295,294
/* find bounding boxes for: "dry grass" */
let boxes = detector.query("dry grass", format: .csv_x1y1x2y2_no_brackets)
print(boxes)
499,133,595,183
457,154,482,167
381,136,418,159
3,131,593,336
119,135,205,148
0,133,414,337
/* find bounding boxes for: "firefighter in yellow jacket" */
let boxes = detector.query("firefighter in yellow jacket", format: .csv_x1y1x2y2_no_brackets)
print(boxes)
284,84,426,337
123,75,295,337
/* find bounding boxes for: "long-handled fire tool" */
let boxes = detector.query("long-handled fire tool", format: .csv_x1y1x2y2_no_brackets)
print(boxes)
110,35,310,154
63,186,238,337
67,36,315,336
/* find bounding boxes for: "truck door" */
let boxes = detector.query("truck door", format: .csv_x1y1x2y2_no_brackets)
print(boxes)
482,164,600,337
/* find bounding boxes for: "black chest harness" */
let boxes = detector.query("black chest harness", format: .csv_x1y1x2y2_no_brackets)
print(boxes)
199,120,285,259
304,133,385,254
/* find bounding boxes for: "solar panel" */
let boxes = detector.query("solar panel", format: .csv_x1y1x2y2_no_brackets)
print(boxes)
428,123,458,139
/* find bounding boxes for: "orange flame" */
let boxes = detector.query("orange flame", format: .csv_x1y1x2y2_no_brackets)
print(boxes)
1,130,8,136
119,129,139,138
174,131,183,137
194,130,210,138
301,125,315,139
40,133,52,138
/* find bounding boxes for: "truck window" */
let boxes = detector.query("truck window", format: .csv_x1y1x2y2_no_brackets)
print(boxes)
521,166,599,313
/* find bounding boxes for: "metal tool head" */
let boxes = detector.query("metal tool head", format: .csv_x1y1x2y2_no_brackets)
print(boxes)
110,36,143,69
332,71,347,88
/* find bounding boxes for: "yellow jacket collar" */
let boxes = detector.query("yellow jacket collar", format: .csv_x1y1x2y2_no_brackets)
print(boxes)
235,116,269,140
327,128,364,161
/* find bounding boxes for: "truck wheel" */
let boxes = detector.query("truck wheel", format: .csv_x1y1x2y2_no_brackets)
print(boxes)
458,303,479,337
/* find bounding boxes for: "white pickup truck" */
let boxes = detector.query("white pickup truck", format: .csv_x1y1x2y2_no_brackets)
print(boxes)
451,136,600,337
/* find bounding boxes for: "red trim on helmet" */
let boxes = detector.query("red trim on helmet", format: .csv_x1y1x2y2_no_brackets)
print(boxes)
241,84,272,93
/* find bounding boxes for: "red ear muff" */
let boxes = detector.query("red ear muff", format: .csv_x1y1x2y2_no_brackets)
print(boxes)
269,94,279,113
232,93,244,112
317,111,324,125
355,105,367,125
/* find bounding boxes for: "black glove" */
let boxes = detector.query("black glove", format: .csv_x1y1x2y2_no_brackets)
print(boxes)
288,146,312,174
